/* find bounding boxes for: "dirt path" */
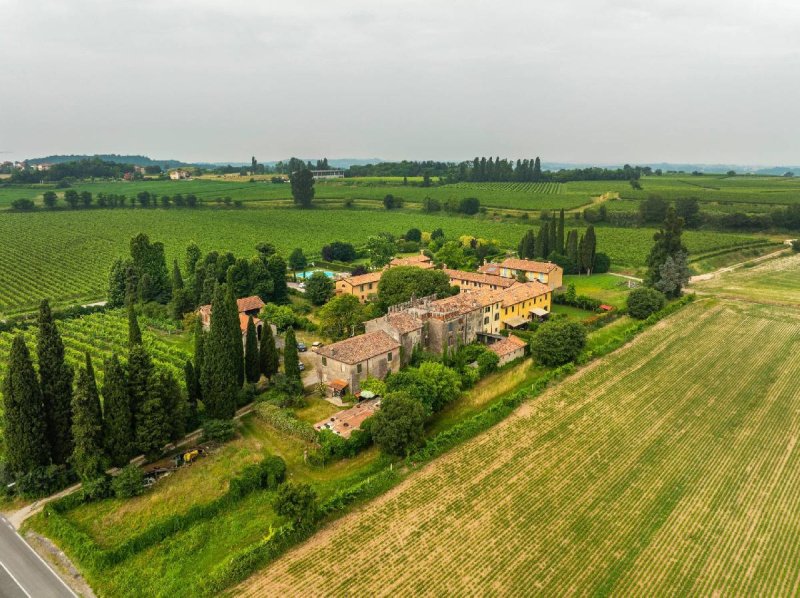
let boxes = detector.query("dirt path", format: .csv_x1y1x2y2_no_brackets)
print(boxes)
689,246,790,283
566,191,619,214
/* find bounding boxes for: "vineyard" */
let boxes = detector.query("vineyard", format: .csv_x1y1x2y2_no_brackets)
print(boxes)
238,298,800,596
0,206,767,315
0,310,189,400
447,181,563,194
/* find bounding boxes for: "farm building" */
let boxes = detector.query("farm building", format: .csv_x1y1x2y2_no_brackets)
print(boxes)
487,335,527,366
479,258,563,290
314,398,381,438
496,282,552,329
310,169,345,179
315,330,401,396
197,295,271,341
444,268,516,292
364,311,424,366
335,271,383,303
169,169,191,180
389,252,434,269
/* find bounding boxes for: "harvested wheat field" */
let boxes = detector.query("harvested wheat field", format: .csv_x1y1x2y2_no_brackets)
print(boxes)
693,251,800,306
239,299,800,597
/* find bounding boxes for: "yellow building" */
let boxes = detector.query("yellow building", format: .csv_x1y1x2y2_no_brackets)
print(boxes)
335,271,383,303
443,268,516,292
496,281,552,329
479,258,563,290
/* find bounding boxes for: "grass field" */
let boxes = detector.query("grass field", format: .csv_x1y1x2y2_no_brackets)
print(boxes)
238,296,800,596
0,205,765,316
693,251,800,305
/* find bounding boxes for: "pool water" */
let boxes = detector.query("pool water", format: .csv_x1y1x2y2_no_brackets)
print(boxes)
296,270,336,279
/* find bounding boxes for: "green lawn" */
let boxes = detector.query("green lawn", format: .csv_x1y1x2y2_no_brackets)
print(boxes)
562,273,633,308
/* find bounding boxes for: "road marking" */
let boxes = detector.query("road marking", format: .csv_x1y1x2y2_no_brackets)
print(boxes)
0,516,77,597
0,560,32,598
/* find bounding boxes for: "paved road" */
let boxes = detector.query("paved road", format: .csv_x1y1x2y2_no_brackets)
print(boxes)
0,515,76,598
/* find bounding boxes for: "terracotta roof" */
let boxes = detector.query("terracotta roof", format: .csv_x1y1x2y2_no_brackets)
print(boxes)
390,254,433,268
328,379,349,391
339,271,383,287
497,258,561,273
498,282,550,308
237,295,265,313
385,312,424,334
477,263,502,275
488,335,527,357
427,291,496,319
314,398,381,438
317,330,400,364
444,268,516,289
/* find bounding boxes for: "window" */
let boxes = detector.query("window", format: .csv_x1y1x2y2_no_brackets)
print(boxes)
494,313,499,321
357,363,363,374
484,316,489,325
322,356,327,366
484,306,490,313
369,283,373,290
387,352,393,362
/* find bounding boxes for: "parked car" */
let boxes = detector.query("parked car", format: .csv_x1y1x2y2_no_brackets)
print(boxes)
312,341,323,348
297,342,307,352
298,362,306,371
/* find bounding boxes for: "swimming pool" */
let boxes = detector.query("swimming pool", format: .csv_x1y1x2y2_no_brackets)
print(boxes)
296,270,336,279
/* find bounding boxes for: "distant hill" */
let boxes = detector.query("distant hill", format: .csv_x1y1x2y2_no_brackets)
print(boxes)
543,161,799,175
26,154,189,168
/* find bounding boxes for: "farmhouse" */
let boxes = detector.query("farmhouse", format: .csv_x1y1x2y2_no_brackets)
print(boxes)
315,330,401,395
197,295,270,340
169,169,190,180
487,334,527,366
479,258,563,290
310,169,345,180
364,311,424,366
444,268,516,292
389,252,434,269
335,271,383,303
313,397,381,438
496,281,552,329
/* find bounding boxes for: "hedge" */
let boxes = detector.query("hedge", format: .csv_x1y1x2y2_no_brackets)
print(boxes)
254,403,318,443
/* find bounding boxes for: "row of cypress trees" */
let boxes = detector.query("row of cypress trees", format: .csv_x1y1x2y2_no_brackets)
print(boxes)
517,210,599,274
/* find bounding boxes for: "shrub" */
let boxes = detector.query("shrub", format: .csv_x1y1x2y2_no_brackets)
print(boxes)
370,391,426,456
274,482,318,524
627,287,667,319
82,475,112,501
593,252,612,273
15,465,74,498
11,198,36,211
202,419,237,443
476,350,500,377
254,403,317,442
113,465,145,498
530,320,587,367
229,456,286,498
791,239,800,252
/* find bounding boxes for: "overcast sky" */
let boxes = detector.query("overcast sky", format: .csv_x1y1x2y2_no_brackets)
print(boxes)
1,0,798,165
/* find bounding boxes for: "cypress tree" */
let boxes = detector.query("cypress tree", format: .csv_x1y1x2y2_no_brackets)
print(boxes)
71,354,106,481
136,372,168,460
226,285,245,388
2,335,50,475
102,354,134,467
533,157,542,181
127,344,153,441
192,318,205,404
584,226,597,274
645,207,687,287
159,370,185,443
184,360,201,432
171,259,184,290
201,284,238,419
557,209,565,254
566,229,579,265
245,317,260,384
128,304,142,347
259,321,279,380
548,221,557,258
534,225,546,258
283,328,302,391
108,258,128,308
36,299,74,465
200,273,216,306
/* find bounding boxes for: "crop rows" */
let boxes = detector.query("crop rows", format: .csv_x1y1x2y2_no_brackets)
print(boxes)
0,310,190,399
447,182,562,194
239,300,800,596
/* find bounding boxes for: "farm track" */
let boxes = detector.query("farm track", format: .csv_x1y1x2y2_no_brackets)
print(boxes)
239,294,800,596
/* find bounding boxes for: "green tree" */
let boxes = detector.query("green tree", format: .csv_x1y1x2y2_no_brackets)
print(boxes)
259,322,279,379
639,194,669,224
128,304,142,347
136,372,168,460
645,207,687,290
102,354,135,467
107,258,130,308
627,287,667,319
317,294,367,340
385,362,461,415
434,240,472,270
405,228,422,242
288,248,308,276
158,370,186,443
184,360,201,432
71,354,106,481
557,209,565,253
517,229,536,259
366,235,396,268
566,229,579,264
530,320,587,366
267,255,289,303
36,300,74,465
2,335,50,475
578,226,597,274
370,391,426,456
653,251,691,298
675,197,701,228
305,271,335,305
112,464,144,498
201,285,239,419
283,328,303,391
245,316,260,384
43,190,58,208
129,233,171,303
290,168,315,208
273,482,317,524
377,267,453,310
535,223,549,258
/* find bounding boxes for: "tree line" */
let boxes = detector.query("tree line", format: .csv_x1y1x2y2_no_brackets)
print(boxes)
516,209,609,274
10,158,144,183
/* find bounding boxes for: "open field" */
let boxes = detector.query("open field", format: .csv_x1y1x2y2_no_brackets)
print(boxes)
238,298,800,596
693,251,800,305
0,206,765,316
